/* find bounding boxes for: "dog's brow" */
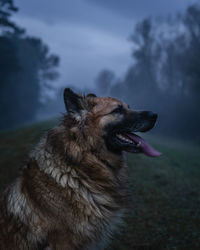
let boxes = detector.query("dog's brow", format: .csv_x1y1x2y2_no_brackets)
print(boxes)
116,104,123,108
110,104,125,113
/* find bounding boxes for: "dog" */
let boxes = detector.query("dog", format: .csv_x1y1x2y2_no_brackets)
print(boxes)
0,88,161,249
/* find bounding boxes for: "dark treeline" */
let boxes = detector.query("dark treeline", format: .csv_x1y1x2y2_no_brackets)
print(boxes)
1,0,200,141
96,3,200,140
0,0,59,130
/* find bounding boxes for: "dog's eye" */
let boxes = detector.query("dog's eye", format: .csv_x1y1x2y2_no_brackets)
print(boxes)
111,105,125,114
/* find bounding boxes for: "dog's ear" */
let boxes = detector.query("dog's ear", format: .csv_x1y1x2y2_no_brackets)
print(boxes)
64,88,85,114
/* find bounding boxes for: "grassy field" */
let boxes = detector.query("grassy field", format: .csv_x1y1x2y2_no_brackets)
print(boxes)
0,120,200,249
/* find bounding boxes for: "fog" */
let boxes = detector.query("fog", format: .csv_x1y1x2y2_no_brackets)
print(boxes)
0,0,200,141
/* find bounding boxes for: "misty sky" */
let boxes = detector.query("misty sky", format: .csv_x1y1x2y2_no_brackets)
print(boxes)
14,0,195,90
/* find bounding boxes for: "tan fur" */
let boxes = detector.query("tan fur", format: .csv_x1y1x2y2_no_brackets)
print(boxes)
0,94,129,250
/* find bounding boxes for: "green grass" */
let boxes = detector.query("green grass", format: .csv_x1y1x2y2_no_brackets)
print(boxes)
0,120,200,249
0,118,58,191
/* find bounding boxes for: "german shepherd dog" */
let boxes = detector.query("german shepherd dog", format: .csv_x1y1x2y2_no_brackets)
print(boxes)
0,89,161,250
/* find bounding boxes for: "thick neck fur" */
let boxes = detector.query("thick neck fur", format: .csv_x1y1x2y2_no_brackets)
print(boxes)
3,115,128,250
48,115,125,171
31,115,128,213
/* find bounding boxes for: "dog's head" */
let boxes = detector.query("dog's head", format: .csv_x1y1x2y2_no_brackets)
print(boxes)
63,88,161,157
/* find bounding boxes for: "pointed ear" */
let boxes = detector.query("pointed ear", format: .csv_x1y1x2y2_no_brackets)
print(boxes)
64,88,85,114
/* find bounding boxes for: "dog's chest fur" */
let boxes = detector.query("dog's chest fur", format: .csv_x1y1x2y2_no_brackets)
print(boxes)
3,134,128,249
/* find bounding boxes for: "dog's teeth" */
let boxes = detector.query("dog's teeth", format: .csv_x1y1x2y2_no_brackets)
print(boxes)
136,141,141,147
116,134,133,144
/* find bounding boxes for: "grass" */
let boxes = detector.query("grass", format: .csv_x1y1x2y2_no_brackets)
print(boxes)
0,119,58,191
0,120,200,249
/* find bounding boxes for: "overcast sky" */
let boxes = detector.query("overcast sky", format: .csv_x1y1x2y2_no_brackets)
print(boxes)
14,0,195,90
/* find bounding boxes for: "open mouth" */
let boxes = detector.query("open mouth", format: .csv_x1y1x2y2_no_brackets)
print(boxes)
114,131,162,157
104,110,162,157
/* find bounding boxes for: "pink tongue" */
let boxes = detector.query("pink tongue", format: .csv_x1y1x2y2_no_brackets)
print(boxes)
126,133,162,157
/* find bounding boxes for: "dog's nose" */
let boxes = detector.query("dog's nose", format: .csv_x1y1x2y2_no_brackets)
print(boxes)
146,111,157,120
134,111,158,122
